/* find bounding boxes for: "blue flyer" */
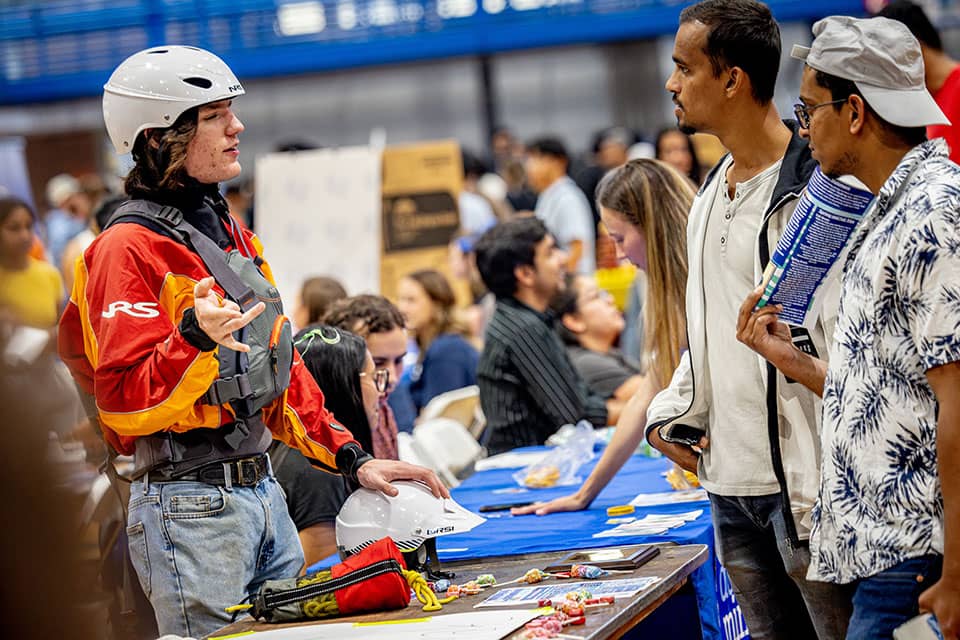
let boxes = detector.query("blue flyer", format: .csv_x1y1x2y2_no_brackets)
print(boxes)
758,167,873,327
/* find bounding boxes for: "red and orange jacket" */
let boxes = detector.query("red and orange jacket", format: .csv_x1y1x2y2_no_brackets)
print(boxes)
58,209,357,469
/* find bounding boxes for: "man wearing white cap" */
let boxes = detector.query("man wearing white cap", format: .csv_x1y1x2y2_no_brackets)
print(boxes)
44,173,91,266
737,15,960,639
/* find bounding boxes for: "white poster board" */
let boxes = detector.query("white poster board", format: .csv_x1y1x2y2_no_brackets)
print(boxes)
255,146,381,317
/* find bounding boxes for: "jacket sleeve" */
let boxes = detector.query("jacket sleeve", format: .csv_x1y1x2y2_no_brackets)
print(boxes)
61,227,222,440
262,345,362,473
644,350,708,442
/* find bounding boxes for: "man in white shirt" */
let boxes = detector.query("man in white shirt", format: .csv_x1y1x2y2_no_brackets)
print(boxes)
525,137,596,275
646,1,851,638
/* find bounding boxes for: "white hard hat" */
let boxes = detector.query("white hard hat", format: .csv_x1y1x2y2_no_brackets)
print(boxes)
102,45,245,153
336,480,485,557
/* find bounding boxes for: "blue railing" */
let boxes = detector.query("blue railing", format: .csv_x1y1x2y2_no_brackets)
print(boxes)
0,0,863,105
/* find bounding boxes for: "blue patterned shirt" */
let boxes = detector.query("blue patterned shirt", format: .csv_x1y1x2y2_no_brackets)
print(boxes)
809,139,960,584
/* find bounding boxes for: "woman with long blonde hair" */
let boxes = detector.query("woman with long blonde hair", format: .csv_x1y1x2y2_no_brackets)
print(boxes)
514,159,693,515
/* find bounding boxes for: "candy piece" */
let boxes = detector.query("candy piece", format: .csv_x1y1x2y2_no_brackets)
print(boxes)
434,579,450,592
523,568,548,584
524,465,560,488
476,574,497,587
570,564,606,579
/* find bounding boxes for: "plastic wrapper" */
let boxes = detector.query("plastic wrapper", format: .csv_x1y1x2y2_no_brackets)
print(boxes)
514,421,596,489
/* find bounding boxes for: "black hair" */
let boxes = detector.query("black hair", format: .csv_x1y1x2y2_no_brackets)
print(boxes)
462,150,489,179
274,140,320,152
293,324,373,452
548,273,580,346
526,137,569,164
813,69,927,148
877,1,942,51
474,216,548,299
92,195,127,233
655,127,702,184
679,0,781,104
323,294,405,338
0,196,35,225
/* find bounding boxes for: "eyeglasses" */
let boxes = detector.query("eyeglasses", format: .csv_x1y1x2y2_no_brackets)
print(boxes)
793,99,847,129
360,368,390,394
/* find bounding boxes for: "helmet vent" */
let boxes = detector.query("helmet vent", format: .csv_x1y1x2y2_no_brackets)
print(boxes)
183,77,213,89
147,49,168,54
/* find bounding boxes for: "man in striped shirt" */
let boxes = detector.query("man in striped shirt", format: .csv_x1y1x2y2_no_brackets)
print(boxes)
474,217,614,455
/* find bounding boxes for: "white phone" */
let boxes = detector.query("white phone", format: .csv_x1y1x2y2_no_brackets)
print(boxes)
894,614,944,640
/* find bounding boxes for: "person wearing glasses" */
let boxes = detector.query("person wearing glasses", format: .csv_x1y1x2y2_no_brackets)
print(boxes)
269,325,392,567
324,294,410,458
738,16,960,638
645,1,852,638
548,272,644,404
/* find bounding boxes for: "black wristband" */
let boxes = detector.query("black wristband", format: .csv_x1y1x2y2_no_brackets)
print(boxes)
179,307,217,352
336,442,374,483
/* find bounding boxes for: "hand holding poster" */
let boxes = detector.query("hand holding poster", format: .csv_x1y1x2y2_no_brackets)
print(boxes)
757,167,873,328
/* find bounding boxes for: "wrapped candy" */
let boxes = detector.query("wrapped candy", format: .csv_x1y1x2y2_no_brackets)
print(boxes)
523,568,549,584
569,564,606,579
476,574,497,587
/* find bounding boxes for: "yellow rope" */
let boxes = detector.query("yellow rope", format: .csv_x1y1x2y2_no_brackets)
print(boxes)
403,570,458,611
228,568,452,618
298,570,341,619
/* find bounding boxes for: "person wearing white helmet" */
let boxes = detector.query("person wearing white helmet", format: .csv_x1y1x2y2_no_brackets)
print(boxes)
58,45,447,638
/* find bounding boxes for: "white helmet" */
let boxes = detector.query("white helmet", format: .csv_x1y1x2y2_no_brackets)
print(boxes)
103,45,245,153
336,481,485,557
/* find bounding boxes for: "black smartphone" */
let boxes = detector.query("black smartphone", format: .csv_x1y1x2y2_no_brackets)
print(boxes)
661,423,706,447
478,501,535,512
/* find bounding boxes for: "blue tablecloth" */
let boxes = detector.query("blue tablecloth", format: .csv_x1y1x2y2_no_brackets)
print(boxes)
438,449,723,639
309,448,749,639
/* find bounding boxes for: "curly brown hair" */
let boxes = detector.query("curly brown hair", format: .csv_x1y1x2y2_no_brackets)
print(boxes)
323,294,404,338
123,107,199,198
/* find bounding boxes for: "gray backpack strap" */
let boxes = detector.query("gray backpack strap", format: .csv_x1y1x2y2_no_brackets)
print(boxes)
107,200,259,312
107,200,261,443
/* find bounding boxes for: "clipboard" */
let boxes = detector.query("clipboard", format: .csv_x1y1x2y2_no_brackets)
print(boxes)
542,544,660,573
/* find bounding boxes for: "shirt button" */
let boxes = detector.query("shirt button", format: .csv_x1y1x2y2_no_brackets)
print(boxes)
725,213,731,220
720,237,726,245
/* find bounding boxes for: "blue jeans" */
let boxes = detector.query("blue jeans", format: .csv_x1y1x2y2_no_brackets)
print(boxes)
846,555,943,640
126,471,304,638
710,493,853,640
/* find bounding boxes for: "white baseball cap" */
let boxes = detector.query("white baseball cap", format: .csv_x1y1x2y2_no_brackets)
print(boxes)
46,174,81,208
791,15,949,128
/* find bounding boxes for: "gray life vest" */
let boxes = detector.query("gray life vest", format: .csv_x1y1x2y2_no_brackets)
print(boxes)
106,199,293,478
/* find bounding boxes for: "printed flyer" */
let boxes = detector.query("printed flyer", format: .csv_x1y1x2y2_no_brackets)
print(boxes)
757,167,873,328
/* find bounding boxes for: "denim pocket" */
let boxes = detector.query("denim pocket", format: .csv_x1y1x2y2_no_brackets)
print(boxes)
162,483,227,520
125,521,151,598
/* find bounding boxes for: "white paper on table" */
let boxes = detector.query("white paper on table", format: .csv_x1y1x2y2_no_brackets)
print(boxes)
629,489,708,507
593,510,704,538
474,577,660,608
474,451,547,471
209,609,542,640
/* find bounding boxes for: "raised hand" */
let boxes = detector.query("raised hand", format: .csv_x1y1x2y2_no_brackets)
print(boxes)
193,276,265,352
